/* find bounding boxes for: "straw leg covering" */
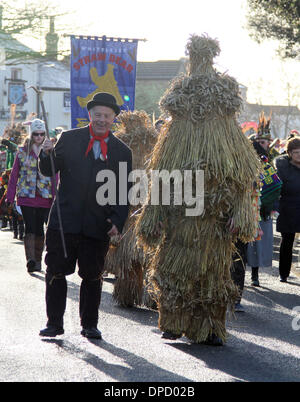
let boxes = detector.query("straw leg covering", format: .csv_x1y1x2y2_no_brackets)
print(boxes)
147,221,239,343
104,221,146,307
113,260,144,307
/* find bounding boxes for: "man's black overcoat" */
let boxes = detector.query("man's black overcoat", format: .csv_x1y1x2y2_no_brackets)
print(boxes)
39,126,132,241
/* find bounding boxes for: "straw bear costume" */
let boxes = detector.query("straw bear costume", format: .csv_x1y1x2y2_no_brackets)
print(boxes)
137,35,261,343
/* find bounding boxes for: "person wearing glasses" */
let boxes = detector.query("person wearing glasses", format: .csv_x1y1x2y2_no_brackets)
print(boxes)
6,119,55,273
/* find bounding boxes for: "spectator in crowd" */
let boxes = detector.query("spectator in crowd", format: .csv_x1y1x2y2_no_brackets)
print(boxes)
231,240,248,312
0,169,12,229
275,136,300,282
247,114,281,286
6,119,56,272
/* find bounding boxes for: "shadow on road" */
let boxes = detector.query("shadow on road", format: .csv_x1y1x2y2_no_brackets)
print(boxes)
169,335,300,382
41,338,191,382
32,273,159,327
32,228,300,382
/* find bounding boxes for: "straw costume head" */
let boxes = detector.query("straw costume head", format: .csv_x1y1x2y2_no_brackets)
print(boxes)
136,34,261,343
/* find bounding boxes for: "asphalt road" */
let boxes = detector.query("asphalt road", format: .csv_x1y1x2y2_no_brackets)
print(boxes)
0,225,300,383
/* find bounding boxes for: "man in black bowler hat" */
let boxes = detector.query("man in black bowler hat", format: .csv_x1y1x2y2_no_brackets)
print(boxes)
39,92,132,339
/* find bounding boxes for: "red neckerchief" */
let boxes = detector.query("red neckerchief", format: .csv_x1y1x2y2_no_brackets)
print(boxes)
85,124,109,159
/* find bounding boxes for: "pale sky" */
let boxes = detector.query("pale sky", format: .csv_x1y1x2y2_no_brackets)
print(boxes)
19,0,300,106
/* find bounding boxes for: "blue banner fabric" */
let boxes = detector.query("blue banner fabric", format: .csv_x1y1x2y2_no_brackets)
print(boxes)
70,36,138,128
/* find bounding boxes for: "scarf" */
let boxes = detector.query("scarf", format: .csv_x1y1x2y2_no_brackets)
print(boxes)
85,124,109,159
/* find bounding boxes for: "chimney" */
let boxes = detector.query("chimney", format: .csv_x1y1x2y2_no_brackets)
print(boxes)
46,16,59,59
0,6,3,30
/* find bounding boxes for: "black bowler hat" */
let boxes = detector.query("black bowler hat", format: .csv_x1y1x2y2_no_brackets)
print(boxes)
87,92,120,115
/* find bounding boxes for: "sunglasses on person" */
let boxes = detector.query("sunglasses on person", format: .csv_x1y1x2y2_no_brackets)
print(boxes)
32,132,45,137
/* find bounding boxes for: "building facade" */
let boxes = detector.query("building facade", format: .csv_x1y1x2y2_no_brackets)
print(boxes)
238,87,300,139
1,27,299,139
0,25,70,136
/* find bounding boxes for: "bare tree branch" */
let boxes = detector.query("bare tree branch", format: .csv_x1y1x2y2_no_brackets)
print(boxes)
246,0,300,59
0,1,72,63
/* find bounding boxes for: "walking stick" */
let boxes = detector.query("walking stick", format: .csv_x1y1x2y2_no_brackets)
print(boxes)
28,86,68,259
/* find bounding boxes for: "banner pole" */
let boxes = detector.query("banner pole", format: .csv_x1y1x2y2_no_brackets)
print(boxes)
63,34,147,42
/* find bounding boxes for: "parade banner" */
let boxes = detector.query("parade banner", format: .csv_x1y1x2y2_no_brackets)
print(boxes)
71,36,138,128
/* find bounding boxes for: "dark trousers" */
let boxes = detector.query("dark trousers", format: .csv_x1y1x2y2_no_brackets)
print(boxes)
12,211,24,237
231,240,247,303
44,229,109,329
279,233,295,279
20,206,49,236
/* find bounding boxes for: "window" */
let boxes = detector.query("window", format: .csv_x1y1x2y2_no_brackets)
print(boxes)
11,68,22,81
64,92,71,108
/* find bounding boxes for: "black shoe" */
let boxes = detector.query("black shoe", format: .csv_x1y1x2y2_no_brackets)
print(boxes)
201,333,224,346
251,279,260,286
81,327,102,339
280,277,287,283
27,259,36,273
161,331,181,340
29,262,42,273
39,325,64,337
251,267,260,287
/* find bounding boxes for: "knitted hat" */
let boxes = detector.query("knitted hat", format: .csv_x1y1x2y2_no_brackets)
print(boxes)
30,119,45,133
22,118,45,137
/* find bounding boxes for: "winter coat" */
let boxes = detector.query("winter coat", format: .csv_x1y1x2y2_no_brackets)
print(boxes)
275,154,300,233
15,148,53,199
6,147,55,208
39,126,132,241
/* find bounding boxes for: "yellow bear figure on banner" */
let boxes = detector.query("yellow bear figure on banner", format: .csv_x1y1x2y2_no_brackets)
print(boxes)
77,64,124,109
